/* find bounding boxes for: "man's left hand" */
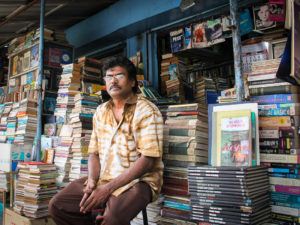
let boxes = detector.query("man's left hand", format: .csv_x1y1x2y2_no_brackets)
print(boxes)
80,184,111,213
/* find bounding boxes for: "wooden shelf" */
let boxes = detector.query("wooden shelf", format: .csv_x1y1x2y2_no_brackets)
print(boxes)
9,66,39,79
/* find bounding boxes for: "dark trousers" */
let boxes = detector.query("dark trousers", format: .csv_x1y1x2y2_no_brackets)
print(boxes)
49,177,152,225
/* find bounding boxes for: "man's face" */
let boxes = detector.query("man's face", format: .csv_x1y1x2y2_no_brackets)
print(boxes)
105,66,135,99
258,5,270,22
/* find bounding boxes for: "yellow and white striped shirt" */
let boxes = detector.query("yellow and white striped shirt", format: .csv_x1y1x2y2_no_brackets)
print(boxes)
88,95,164,201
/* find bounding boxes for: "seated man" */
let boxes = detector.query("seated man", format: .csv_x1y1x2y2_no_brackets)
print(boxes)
49,56,164,225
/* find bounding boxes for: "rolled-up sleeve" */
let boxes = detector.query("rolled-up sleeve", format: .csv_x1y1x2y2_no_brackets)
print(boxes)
135,108,163,157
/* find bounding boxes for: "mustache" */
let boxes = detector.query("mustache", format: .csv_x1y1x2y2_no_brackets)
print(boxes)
109,84,121,90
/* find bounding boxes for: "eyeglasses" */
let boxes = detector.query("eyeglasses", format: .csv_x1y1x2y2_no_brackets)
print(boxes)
104,74,125,82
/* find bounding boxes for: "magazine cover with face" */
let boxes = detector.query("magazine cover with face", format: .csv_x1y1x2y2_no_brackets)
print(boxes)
253,4,277,31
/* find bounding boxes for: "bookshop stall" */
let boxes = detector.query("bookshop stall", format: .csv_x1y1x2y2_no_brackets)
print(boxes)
0,0,299,224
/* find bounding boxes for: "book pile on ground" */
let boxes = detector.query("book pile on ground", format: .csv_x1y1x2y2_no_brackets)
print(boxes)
16,162,58,218
131,195,163,225
160,55,187,103
6,102,19,143
68,93,100,181
160,103,209,224
188,166,271,224
0,102,12,142
215,77,230,93
54,63,81,124
194,77,217,104
54,125,73,187
14,98,37,144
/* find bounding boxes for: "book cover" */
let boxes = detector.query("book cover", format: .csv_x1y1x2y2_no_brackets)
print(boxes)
30,45,39,68
269,0,285,21
214,110,252,167
47,48,61,67
22,51,31,72
250,94,300,104
170,28,184,53
253,3,277,31
208,102,260,166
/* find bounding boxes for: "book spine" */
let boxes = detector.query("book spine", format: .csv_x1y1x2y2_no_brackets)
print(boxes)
249,78,284,85
272,184,300,195
260,154,299,163
161,209,190,221
251,94,298,104
272,201,300,209
260,149,291,154
270,192,300,203
258,107,296,116
269,173,300,179
268,167,299,174
271,205,300,217
250,85,297,96
164,200,191,211
270,177,300,186
260,138,294,149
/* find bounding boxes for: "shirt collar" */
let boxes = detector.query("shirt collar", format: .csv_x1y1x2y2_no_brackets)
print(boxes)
106,94,138,110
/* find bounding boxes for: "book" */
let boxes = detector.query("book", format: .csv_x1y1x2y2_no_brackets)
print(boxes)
212,110,252,167
23,50,31,71
249,84,300,96
30,45,39,68
251,94,300,104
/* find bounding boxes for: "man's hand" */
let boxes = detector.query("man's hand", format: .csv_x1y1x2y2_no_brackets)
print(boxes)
79,179,97,212
80,184,111,213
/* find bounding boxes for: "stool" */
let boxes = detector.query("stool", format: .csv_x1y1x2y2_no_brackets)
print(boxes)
92,207,148,224
142,207,148,225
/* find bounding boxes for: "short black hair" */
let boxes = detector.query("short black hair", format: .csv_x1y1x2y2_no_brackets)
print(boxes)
102,56,138,93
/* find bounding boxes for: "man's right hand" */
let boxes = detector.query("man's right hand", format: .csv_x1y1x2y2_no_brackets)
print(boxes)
79,179,97,212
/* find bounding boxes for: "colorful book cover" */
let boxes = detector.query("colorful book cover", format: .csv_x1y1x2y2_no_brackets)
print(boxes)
215,110,252,167
30,45,39,68
61,50,72,65
47,48,61,67
170,28,184,53
269,0,285,21
168,64,178,80
12,55,18,75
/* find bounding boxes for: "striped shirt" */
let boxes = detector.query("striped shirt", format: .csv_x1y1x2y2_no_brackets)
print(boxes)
88,95,164,201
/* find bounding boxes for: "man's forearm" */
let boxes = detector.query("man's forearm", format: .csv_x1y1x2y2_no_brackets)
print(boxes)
88,153,100,182
105,155,155,194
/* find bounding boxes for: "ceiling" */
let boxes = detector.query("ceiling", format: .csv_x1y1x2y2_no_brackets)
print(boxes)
0,0,119,47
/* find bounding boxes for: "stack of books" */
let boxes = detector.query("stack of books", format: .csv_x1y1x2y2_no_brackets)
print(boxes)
160,103,208,224
248,58,300,224
6,102,19,143
0,171,10,191
54,125,73,187
18,162,57,218
0,102,12,142
54,63,81,124
14,98,37,144
188,166,271,224
249,59,300,223
160,55,186,103
68,93,100,181
163,103,209,167
194,77,217,104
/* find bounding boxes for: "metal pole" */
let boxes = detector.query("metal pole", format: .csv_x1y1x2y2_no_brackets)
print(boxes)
230,0,245,102
36,0,45,162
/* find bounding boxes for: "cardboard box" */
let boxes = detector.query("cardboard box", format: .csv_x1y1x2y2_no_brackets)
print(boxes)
4,208,56,225
0,143,32,172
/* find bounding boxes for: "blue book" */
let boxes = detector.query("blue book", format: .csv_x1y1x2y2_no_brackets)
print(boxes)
251,94,300,104
271,192,300,204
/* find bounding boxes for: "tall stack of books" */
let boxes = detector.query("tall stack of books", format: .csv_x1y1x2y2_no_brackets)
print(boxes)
69,93,100,181
249,58,300,224
194,77,217,104
18,162,57,218
54,125,73,187
0,102,12,142
54,63,81,124
14,98,37,144
188,166,271,224
160,55,186,103
6,102,19,143
160,103,208,224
